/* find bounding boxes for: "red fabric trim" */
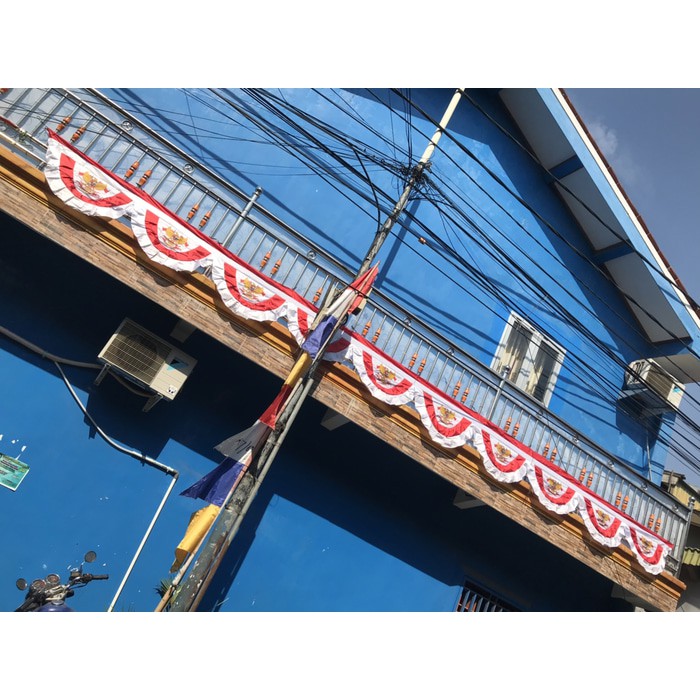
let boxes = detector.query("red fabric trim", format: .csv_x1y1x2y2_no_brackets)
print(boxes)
223,263,286,311
344,332,671,546
584,498,623,539
326,336,350,355
629,528,664,565
361,350,414,396
295,308,310,338
144,208,211,261
422,392,471,437
47,129,313,309
532,466,577,505
482,431,527,474
58,152,133,209
259,384,293,428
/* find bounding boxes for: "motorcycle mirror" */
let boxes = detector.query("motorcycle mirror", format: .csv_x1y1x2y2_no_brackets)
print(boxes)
16,578,27,591
84,551,97,563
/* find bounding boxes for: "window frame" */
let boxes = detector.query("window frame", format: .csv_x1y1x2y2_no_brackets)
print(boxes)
491,312,565,407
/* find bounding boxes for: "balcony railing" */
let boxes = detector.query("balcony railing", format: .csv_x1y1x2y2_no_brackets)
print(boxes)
0,87,692,573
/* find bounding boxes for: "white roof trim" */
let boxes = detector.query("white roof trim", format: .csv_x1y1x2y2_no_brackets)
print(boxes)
552,88,700,334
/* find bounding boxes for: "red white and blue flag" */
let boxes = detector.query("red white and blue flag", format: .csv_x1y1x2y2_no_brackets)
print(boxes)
301,265,379,359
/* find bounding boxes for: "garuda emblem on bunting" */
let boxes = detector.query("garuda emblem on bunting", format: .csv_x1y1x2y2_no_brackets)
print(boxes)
211,258,288,323
45,130,135,218
471,427,529,483
581,497,625,547
130,205,215,272
628,528,666,572
529,465,580,514
414,391,472,448
352,342,415,406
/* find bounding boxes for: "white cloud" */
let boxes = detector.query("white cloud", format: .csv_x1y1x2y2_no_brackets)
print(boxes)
587,120,619,158
587,119,646,193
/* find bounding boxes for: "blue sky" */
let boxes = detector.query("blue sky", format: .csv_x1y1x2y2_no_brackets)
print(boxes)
566,89,700,294
566,89,700,483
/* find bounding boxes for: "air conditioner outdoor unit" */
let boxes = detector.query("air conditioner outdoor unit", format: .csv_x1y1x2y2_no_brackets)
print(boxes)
622,358,684,412
97,318,197,410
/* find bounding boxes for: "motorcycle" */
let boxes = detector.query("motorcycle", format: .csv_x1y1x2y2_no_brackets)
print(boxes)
14,550,109,612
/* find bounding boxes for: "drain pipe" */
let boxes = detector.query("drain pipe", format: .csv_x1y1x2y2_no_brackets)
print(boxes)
53,361,179,611
107,475,178,612
1,325,180,610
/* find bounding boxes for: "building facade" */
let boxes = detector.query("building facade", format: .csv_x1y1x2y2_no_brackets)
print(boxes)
0,88,696,612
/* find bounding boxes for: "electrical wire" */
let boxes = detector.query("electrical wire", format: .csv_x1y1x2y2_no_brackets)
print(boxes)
7,88,700,477
216,88,700,476
116,86,700,482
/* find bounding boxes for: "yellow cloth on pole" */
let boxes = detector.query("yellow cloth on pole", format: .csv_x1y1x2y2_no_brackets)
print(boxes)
284,352,312,389
170,503,220,573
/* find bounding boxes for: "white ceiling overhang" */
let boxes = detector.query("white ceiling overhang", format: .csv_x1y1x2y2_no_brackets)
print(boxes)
498,88,700,383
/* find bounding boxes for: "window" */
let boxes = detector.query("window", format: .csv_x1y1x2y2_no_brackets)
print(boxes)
492,313,564,406
455,579,515,612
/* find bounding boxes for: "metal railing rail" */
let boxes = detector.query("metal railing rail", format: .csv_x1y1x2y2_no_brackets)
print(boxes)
0,88,690,572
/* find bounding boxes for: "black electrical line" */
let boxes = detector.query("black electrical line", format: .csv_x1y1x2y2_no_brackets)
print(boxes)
8,88,700,478
230,89,700,476
159,87,700,464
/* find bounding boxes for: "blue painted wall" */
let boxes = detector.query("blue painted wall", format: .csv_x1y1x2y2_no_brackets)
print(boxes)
99,88,672,481
0,215,629,612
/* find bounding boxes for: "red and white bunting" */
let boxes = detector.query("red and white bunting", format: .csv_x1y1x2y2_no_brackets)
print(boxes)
580,497,626,547
528,464,580,515
413,390,473,448
628,527,667,575
471,426,530,483
211,257,289,323
350,339,416,406
130,203,215,272
322,332,353,363
285,304,316,346
45,131,135,218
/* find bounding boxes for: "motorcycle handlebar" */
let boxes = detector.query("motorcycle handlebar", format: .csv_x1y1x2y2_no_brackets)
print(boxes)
86,574,109,581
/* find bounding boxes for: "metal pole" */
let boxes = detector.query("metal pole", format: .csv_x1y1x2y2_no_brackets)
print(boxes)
220,186,263,248
168,379,309,611
108,474,178,612
188,380,313,611
358,88,464,276
167,89,465,611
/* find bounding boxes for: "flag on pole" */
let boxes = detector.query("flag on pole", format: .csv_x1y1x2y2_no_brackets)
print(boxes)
169,351,316,573
179,384,291,507
169,264,379,574
170,503,220,572
301,264,379,359
170,383,292,571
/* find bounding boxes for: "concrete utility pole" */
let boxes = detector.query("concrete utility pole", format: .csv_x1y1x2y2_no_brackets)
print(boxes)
166,89,464,612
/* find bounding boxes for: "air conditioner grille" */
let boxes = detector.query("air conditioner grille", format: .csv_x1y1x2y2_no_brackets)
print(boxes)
645,368,674,397
623,358,685,411
100,329,171,385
